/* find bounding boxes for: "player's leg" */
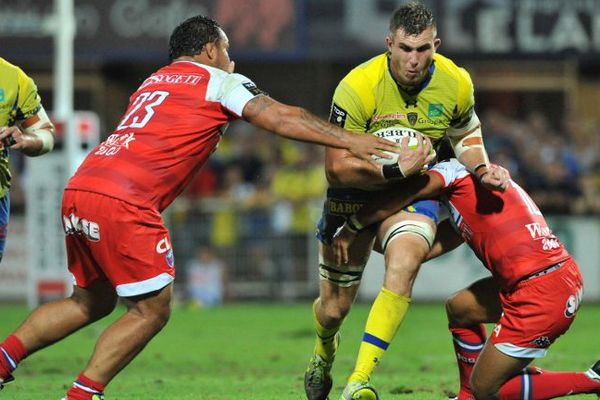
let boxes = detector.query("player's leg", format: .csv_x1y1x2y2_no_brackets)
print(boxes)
62,191,175,399
469,342,532,399
471,259,600,399
64,283,172,399
306,235,375,400
446,277,501,399
0,281,117,387
0,194,9,264
306,188,376,400
342,201,439,399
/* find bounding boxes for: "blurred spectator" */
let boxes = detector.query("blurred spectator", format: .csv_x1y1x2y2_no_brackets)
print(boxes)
481,109,599,214
185,245,229,307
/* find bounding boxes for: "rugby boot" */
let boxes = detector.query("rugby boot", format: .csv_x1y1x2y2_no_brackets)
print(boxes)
586,359,600,381
586,359,600,397
60,395,104,400
339,381,379,400
0,374,14,391
304,354,333,400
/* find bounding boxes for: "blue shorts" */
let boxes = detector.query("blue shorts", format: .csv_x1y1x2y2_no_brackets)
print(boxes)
0,194,9,262
316,187,441,245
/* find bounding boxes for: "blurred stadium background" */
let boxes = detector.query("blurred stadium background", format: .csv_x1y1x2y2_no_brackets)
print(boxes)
0,0,599,308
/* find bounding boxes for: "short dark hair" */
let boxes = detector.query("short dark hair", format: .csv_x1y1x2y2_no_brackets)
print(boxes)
169,15,222,61
389,2,436,36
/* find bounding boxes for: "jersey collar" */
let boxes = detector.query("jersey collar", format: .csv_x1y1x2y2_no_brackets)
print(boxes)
387,58,436,96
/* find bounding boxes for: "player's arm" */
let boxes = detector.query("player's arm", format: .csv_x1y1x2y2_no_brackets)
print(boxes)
325,136,433,190
0,106,56,157
446,68,506,191
332,171,444,265
0,67,55,156
242,96,399,166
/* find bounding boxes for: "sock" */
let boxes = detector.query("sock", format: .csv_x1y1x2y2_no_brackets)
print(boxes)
499,367,600,399
65,373,105,400
449,324,487,400
0,335,27,380
312,298,341,363
348,287,410,383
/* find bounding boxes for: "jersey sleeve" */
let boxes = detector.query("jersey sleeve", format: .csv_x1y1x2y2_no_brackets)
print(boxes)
328,69,375,133
449,67,475,130
15,67,42,121
429,158,467,187
208,71,263,117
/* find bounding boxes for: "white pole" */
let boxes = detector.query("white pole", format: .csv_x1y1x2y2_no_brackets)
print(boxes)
54,0,78,174
27,0,77,308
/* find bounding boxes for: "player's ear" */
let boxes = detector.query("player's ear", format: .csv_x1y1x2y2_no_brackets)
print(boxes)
385,35,393,51
434,37,441,51
204,40,217,61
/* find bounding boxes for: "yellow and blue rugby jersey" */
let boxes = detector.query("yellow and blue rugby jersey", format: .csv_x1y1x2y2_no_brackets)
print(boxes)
329,52,474,143
0,58,42,197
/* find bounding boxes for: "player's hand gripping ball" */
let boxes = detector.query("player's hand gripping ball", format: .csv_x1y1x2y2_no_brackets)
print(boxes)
370,126,431,165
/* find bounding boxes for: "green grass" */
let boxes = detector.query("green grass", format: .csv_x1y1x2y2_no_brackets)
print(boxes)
1,302,599,399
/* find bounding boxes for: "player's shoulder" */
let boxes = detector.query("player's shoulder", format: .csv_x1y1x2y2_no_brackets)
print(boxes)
0,57,27,82
433,53,472,86
155,61,253,88
342,53,387,89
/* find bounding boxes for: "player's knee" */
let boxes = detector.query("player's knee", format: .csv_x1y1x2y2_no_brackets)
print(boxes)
380,220,435,255
71,283,118,321
129,286,173,332
446,294,466,325
320,297,352,324
446,292,477,327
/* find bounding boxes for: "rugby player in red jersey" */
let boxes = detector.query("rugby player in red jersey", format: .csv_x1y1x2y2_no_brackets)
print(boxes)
0,15,431,400
332,159,600,399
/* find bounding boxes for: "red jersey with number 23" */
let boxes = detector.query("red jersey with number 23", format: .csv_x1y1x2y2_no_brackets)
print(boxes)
66,61,261,212
429,159,570,290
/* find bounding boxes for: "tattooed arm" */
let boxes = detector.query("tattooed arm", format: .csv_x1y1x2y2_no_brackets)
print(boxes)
241,95,401,164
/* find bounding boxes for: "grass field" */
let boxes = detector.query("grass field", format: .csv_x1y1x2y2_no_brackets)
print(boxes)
0,302,599,399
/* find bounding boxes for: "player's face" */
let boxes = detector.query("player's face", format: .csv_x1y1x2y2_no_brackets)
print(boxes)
386,26,441,88
213,28,234,73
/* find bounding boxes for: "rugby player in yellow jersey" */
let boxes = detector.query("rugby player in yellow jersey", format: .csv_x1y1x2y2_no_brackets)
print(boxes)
0,58,55,263
303,3,505,400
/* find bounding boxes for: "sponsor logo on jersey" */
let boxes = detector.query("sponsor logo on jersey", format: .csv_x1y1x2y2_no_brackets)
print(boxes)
242,82,265,96
407,112,418,126
165,249,175,268
327,199,362,216
565,288,583,318
329,103,347,127
0,89,4,102
418,117,445,126
156,236,171,254
493,323,502,337
63,213,100,241
372,113,407,122
524,222,562,250
530,336,551,348
428,103,443,117
139,74,202,89
456,352,477,364
156,236,175,267
525,222,551,238
94,132,136,157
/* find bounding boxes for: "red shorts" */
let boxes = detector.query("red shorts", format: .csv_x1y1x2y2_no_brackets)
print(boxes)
62,190,175,297
491,258,583,358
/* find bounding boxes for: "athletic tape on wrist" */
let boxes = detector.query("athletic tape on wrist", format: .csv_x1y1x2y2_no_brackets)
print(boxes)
382,163,405,180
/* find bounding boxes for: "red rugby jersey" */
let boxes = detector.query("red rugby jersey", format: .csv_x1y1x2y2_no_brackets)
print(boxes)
66,61,260,211
430,159,569,289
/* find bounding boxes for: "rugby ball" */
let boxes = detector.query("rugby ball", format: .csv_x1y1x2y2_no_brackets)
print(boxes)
371,126,422,165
